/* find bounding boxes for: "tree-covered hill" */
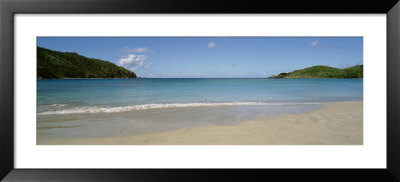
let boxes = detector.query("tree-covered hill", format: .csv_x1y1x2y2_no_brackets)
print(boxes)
269,65,363,78
37,47,136,79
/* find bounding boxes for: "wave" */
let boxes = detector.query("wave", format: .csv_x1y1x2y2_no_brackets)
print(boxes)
36,102,326,115
46,103,69,107
40,102,82,108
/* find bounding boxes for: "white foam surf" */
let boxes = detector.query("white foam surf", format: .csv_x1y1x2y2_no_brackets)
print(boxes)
37,102,324,115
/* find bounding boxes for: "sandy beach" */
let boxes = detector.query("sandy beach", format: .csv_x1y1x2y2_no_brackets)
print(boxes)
38,101,363,145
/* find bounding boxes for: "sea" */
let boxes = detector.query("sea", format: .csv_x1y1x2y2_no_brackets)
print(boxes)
37,78,363,140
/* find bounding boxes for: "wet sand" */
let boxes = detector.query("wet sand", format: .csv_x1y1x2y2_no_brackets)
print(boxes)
38,102,362,145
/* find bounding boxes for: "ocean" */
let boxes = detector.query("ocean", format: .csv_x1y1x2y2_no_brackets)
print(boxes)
37,78,363,140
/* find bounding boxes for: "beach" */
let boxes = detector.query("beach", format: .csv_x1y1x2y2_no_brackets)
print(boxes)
36,37,364,146
38,101,362,145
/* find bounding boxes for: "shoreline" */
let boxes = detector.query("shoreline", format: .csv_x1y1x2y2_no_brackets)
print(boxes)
38,101,363,145
37,101,339,115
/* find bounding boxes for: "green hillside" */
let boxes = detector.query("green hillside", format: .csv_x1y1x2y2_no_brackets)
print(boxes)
269,65,363,78
37,47,136,79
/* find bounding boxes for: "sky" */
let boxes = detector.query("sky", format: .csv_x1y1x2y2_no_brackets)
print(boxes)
37,37,363,78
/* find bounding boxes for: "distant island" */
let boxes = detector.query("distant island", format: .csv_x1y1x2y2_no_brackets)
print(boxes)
268,65,363,79
37,47,136,79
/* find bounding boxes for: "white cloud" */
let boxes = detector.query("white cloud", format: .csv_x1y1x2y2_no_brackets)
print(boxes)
310,40,343,49
144,62,153,68
118,54,147,70
310,40,319,47
121,47,154,53
208,42,217,48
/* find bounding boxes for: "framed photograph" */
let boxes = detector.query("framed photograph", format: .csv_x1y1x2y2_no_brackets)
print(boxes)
1,0,399,181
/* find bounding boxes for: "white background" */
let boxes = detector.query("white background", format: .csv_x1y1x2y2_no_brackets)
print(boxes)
14,14,386,168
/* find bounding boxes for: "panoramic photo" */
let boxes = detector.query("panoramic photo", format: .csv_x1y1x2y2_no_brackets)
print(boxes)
37,37,363,145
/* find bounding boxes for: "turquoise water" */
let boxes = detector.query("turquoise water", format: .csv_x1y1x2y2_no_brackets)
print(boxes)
37,78,363,114
37,78,362,139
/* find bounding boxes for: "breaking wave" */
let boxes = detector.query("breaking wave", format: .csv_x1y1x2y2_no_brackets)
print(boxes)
37,102,324,115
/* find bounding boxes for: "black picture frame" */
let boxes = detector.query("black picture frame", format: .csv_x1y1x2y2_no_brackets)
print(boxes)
1,0,399,181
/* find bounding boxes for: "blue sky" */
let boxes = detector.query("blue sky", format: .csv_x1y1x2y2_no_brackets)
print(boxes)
37,37,363,78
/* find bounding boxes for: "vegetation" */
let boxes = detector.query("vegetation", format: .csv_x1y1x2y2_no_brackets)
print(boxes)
268,65,363,78
37,47,136,79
